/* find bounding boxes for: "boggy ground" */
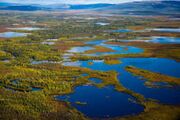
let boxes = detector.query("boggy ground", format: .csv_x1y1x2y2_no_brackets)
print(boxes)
0,11,180,120
0,62,121,120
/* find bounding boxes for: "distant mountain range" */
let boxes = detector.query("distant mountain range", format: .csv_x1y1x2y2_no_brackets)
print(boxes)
0,1,179,16
0,2,113,11
98,1,180,16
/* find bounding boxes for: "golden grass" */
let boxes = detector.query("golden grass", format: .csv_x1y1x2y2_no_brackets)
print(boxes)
85,46,115,54
126,66,180,85
104,59,121,65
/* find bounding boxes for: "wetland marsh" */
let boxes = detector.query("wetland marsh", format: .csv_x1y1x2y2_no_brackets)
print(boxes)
0,10,180,120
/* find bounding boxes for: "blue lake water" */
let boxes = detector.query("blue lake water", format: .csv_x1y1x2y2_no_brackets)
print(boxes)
149,37,180,44
58,39,180,118
60,58,180,118
119,37,180,44
69,40,143,56
0,32,28,38
86,40,106,45
81,73,88,77
89,40,143,56
110,29,133,33
32,87,42,91
97,43,143,55
70,58,180,104
57,85,144,118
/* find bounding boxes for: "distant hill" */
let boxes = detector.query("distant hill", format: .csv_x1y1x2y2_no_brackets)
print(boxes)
0,2,113,11
97,1,180,16
0,5,47,11
0,1,179,16
70,4,113,9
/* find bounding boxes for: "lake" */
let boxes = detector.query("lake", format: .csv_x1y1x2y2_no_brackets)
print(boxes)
57,85,144,118
0,32,28,38
57,39,180,118
68,58,180,104
119,36,180,44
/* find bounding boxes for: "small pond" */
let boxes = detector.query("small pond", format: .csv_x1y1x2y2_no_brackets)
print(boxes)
151,28,180,33
41,41,55,45
0,32,28,38
119,37,180,44
96,22,110,26
9,27,43,31
31,60,61,65
149,36,180,44
68,46,93,53
89,78,102,83
109,29,133,33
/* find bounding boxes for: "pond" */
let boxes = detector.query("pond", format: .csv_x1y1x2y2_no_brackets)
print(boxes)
89,78,102,83
56,85,144,118
148,36,180,44
62,53,74,62
96,22,110,26
151,28,180,33
109,29,133,33
41,41,55,45
0,32,28,38
68,40,143,56
1,60,10,63
62,61,82,67
68,46,93,53
31,60,61,65
119,37,180,44
81,73,88,77
9,27,43,31
32,87,42,91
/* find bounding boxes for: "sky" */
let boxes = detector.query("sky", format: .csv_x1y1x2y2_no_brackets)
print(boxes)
0,0,151,5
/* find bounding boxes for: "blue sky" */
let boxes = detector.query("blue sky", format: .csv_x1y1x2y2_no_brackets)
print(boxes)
1,0,148,4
